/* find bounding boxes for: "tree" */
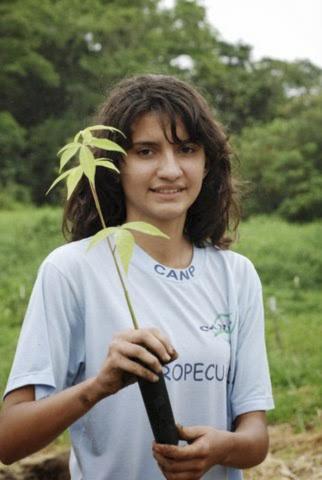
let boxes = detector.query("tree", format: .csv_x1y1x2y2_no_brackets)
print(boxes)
236,93,322,221
1,0,321,213
0,0,223,203
0,112,26,185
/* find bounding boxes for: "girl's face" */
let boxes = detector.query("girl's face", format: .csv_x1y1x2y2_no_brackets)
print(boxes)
120,112,206,232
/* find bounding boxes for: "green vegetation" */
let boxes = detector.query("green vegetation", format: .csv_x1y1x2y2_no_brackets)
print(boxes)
0,209,321,433
235,217,322,430
235,93,322,221
1,0,322,220
0,208,63,395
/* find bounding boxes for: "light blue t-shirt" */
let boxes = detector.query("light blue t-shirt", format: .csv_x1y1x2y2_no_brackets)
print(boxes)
5,238,274,479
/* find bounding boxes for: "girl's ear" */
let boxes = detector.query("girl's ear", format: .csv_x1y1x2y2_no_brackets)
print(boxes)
202,157,209,179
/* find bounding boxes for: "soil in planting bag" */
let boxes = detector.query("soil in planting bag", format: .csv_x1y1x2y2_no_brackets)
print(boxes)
138,371,179,445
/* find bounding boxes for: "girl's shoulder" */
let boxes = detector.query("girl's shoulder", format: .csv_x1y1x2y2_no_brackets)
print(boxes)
203,245,262,295
205,245,257,276
39,237,97,279
46,237,90,264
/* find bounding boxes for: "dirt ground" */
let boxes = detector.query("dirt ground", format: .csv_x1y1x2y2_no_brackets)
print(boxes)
1,424,322,479
244,423,322,480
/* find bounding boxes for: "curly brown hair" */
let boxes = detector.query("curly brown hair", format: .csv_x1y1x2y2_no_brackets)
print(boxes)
63,74,240,248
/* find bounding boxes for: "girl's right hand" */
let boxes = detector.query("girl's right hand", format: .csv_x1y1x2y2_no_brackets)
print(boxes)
92,328,177,399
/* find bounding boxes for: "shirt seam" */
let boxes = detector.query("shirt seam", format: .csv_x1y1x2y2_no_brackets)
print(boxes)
43,260,83,318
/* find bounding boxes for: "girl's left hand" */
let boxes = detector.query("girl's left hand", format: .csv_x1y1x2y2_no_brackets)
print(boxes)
152,424,232,479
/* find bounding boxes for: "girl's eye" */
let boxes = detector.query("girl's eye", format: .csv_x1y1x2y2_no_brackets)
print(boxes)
180,144,197,154
137,148,153,157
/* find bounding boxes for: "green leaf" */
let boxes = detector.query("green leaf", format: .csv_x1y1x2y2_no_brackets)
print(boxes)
57,142,77,156
59,143,80,172
46,167,76,195
115,229,135,274
79,145,95,184
66,166,83,199
81,130,92,144
95,159,120,174
122,221,170,239
87,227,119,251
85,125,126,138
74,131,81,143
88,137,126,155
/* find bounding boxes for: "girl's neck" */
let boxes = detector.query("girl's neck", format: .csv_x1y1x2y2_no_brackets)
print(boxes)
131,232,193,269
125,214,193,268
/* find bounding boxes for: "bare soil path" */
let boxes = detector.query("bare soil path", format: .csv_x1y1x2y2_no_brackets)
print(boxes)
1,424,322,479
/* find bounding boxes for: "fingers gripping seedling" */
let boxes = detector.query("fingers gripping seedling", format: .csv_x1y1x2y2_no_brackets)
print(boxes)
47,125,179,445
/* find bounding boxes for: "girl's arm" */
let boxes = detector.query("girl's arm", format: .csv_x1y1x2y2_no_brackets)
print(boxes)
153,411,269,479
0,380,101,465
0,327,176,465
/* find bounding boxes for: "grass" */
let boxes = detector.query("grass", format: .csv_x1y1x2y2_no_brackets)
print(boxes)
235,216,322,430
0,209,321,433
0,207,64,394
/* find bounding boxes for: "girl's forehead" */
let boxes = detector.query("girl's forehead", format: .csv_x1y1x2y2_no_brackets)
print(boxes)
130,112,189,141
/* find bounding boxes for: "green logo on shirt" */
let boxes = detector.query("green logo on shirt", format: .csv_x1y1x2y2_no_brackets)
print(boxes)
199,313,235,341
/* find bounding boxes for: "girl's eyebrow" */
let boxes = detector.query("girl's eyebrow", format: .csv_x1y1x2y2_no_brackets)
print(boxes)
132,138,193,146
132,141,159,146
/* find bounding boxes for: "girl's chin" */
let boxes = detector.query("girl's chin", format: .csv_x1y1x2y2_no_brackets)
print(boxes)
125,203,191,225
146,209,187,224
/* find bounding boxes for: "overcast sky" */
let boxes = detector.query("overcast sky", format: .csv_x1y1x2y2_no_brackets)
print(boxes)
203,0,322,67
162,0,322,67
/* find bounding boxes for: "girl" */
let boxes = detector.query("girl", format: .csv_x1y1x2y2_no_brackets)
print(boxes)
0,74,274,479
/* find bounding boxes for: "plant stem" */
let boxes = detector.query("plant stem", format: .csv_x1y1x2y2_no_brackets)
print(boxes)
89,182,139,330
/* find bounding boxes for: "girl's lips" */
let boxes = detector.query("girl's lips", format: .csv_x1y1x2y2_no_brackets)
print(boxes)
149,188,186,198
150,187,185,193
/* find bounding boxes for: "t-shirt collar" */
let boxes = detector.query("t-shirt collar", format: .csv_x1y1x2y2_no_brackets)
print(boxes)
130,244,204,282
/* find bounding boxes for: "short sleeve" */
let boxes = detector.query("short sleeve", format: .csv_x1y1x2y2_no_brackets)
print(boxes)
4,261,84,399
230,267,274,421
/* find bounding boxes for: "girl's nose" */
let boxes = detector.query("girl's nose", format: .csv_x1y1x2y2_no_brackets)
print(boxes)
157,149,182,179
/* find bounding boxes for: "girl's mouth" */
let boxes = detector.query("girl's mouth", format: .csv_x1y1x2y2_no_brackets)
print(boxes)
150,188,185,195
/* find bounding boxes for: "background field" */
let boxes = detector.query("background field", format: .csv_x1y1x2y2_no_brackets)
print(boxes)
1,208,321,433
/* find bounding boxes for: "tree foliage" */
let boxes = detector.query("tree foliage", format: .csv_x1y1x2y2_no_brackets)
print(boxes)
236,93,322,221
0,0,321,220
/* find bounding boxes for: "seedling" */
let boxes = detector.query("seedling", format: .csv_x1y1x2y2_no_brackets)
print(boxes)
47,125,179,444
